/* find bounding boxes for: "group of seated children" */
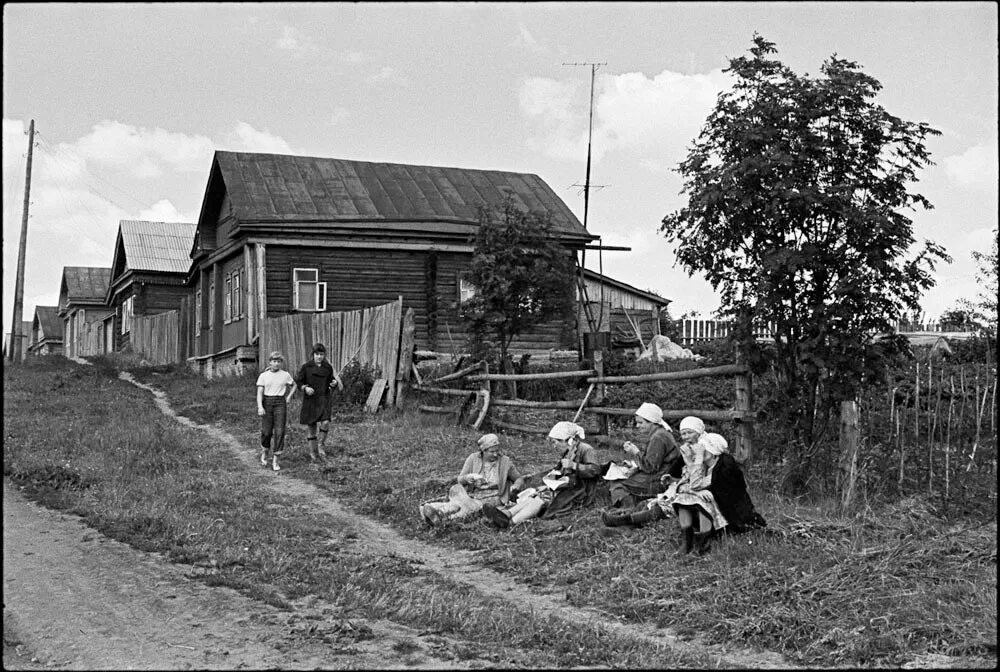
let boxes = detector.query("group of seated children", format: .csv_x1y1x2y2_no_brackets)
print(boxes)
419,402,766,556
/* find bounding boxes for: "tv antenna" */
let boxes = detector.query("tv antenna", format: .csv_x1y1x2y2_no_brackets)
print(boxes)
563,61,607,231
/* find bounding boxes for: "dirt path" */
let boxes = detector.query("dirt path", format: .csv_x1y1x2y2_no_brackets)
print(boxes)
3,365,792,669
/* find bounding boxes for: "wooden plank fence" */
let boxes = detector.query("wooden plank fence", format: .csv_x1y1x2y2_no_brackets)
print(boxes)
132,310,181,364
259,297,404,406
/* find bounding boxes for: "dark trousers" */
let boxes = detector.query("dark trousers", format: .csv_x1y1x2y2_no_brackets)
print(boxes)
260,396,287,456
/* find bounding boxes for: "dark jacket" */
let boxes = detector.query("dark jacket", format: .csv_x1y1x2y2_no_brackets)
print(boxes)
295,360,335,424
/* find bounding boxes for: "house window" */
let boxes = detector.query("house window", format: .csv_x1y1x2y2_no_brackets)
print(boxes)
195,288,202,332
233,268,242,319
459,275,478,304
293,268,327,311
208,277,215,329
121,295,133,335
223,268,244,323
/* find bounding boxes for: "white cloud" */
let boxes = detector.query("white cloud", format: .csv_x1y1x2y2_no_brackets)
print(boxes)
275,25,317,56
138,199,195,223
367,66,408,87
224,121,295,154
520,68,729,163
72,120,214,178
509,24,546,53
329,107,350,126
942,143,999,191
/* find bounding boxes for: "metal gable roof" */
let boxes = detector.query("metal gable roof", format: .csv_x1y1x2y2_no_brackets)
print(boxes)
119,220,196,273
212,151,591,239
62,267,112,303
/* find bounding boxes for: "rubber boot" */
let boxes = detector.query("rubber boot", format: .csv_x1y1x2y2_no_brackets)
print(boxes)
601,510,633,527
677,526,695,555
628,507,665,528
307,438,319,462
693,531,712,556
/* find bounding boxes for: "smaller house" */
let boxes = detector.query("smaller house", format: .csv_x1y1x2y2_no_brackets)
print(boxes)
28,306,63,356
3,321,32,361
59,266,113,358
106,220,196,351
578,269,672,350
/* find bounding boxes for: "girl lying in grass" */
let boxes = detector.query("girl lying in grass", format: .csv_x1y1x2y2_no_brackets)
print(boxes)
482,421,607,529
601,416,766,555
419,433,521,525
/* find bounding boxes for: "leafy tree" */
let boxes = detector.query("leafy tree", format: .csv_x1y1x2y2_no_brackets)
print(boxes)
661,35,949,485
460,199,576,365
957,228,998,335
938,308,975,331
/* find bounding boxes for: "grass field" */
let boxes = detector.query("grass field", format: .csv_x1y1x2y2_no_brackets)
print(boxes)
4,354,996,668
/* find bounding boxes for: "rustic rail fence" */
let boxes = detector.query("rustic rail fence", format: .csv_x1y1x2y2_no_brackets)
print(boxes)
259,297,404,407
412,353,756,462
132,310,181,364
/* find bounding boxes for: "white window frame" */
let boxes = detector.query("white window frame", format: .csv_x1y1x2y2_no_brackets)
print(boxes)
208,277,215,330
233,268,243,319
120,295,133,335
458,275,478,304
195,288,202,332
293,267,327,312
223,273,233,323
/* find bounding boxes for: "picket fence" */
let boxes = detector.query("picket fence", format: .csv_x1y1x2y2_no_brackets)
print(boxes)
678,318,774,344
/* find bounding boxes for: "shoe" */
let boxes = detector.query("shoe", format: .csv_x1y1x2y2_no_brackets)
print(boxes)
272,456,281,471
482,503,511,529
601,511,633,527
677,527,695,555
693,531,711,556
260,451,268,467
317,446,328,459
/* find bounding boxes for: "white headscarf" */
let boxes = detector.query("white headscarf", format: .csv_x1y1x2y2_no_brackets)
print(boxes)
700,432,728,456
635,402,671,432
548,421,585,442
477,433,500,450
679,416,706,436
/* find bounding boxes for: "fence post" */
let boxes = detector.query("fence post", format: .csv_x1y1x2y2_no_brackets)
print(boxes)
593,350,609,437
838,399,861,511
733,358,754,463
394,307,416,408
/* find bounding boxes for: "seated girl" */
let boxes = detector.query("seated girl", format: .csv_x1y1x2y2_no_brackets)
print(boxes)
607,402,683,509
482,421,606,528
601,416,765,554
419,433,521,525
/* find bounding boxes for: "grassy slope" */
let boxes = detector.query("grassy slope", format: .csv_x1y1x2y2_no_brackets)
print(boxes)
6,355,997,667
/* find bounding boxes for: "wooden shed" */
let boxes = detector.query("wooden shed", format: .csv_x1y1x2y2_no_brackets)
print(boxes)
186,150,595,365
58,267,113,358
578,269,672,349
28,306,63,356
106,219,196,351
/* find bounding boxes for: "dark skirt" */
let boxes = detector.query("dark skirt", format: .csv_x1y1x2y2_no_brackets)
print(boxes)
539,466,611,519
299,393,332,425
707,453,767,533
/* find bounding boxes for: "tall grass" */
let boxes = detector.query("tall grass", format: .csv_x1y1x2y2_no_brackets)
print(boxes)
3,356,711,668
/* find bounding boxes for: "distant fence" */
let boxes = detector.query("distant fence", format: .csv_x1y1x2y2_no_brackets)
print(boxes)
679,318,774,344
132,311,181,364
258,298,404,405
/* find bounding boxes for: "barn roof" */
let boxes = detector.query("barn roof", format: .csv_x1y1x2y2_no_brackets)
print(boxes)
117,220,196,273
202,151,591,240
582,269,672,307
33,306,62,339
61,267,112,304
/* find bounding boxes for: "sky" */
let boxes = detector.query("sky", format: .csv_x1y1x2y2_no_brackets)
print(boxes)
3,2,998,339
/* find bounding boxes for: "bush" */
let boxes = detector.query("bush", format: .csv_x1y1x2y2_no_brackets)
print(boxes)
335,360,381,405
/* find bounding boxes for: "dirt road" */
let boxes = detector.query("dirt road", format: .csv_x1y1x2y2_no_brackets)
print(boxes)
2,369,791,670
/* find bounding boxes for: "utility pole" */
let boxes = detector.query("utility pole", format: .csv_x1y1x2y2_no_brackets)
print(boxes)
564,62,607,337
9,119,34,362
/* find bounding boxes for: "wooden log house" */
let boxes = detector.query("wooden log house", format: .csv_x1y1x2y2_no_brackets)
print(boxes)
58,266,113,358
186,151,598,368
106,220,197,352
28,305,63,356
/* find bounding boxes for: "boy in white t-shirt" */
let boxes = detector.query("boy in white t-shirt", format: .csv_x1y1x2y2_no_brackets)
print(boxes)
255,351,296,471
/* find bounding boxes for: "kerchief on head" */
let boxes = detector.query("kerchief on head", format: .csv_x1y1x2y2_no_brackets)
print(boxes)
679,416,706,436
548,421,585,442
635,402,672,432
